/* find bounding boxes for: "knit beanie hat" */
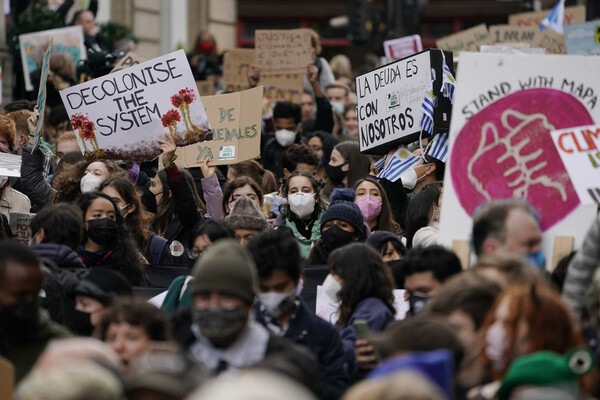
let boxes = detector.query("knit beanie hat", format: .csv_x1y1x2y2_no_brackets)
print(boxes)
225,196,270,231
497,349,594,400
72,268,132,305
189,239,258,304
320,188,364,238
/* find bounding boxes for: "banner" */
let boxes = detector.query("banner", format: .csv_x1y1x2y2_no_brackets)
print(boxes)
177,86,263,166
384,34,423,60
60,49,212,161
439,52,599,270
435,24,490,55
565,21,600,56
551,124,600,205
33,40,52,150
111,51,147,73
508,5,586,27
255,29,312,74
10,212,35,246
18,26,86,92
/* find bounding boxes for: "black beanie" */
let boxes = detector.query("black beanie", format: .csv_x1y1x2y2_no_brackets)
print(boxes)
72,268,132,305
321,188,365,238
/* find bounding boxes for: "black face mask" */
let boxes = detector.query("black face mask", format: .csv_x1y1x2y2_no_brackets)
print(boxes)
192,306,247,347
325,162,348,184
86,218,118,246
70,309,95,336
321,224,356,252
408,293,429,316
141,187,158,214
0,300,40,339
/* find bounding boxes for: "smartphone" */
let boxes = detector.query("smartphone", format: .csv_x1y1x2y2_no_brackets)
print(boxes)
352,319,382,364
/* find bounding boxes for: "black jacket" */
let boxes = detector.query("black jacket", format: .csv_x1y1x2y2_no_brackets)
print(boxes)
262,133,307,181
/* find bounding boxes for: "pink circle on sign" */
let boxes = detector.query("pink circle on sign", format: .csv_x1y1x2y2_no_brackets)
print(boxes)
450,88,593,231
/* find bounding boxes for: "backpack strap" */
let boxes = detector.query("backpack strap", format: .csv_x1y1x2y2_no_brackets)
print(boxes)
149,235,168,265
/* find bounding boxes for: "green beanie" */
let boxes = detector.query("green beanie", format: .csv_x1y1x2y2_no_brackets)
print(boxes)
497,349,594,400
189,239,258,304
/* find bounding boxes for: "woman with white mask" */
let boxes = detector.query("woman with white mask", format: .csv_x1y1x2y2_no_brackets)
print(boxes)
276,170,327,259
52,159,124,203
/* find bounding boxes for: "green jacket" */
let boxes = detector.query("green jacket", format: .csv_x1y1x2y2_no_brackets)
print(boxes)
285,213,322,259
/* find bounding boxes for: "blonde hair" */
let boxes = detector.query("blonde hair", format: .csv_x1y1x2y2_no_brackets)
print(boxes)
343,370,446,400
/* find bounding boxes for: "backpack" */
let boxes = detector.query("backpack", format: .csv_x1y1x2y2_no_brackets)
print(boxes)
40,258,82,327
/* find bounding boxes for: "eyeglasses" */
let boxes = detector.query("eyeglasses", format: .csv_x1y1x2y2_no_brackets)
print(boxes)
187,247,203,259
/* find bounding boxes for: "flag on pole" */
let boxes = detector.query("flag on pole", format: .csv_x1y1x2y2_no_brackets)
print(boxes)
540,0,566,34
426,132,449,163
419,79,435,135
440,51,455,105
377,146,421,182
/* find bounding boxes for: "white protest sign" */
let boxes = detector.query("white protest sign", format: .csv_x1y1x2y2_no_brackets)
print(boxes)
439,52,599,270
315,286,409,325
565,21,600,56
0,153,21,177
384,35,423,60
60,49,212,161
551,124,600,205
10,212,35,246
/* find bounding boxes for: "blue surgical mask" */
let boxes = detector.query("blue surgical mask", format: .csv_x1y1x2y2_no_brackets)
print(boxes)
525,250,546,269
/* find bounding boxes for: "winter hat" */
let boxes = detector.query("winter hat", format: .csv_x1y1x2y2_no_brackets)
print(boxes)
190,239,258,304
497,349,594,400
225,195,270,231
412,226,440,248
367,349,455,399
72,268,132,305
366,231,406,254
320,188,365,238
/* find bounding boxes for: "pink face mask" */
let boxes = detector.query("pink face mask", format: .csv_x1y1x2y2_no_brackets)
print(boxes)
356,195,382,221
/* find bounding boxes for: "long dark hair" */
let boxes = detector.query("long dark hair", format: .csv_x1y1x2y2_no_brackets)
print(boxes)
78,191,146,285
280,170,326,220
329,243,395,328
354,177,401,234
405,182,442,248
324,142,371,196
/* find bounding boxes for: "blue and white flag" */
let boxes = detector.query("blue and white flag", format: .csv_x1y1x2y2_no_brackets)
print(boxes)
374,156,387,172
440,51,455,105
540,0,565,34
377,146,421,182
419,80,435,135
426,132,449,163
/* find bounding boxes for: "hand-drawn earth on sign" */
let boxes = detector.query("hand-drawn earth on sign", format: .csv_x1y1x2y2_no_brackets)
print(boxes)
450,88,593,231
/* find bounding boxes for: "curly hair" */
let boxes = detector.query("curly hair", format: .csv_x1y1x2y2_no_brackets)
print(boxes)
280,170,326,220
329,243,395,328
354,177,401,234
97,297,170,342
78,191,146,285
52,160,124,204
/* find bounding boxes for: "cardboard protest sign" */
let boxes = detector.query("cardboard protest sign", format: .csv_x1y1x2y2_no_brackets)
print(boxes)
262,73,303,103
19,26,86,92
177,86,263,166
531,29,566,54
384,34,423,60
223,48,255,92
551,124,600,205
111,52,147,73
489,25,537,44
10,212,35,246
255,29,312,74
33,40,52,150
60,49,212,161
435,24,490,55
355,49,453,154
196,80,214,96
508,5,586,28
439,52,599,270
565,21,600,56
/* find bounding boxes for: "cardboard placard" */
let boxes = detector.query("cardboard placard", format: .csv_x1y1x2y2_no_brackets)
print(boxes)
435,24,490,55
0,153,21,177
223,48,255,92
262,73,303,103
565,21,600,56
10,212,35,245
18,26,86,92
255,29,312,74
111,51,147,73
551,124,600,205
355,49,453,154
489,25,537,44
33,40,52,150
60,50,212,161
531,29,566,55
508,5,586,27
196,80,214,96
439,52,599,270
177,86,263,166
384,34,423,60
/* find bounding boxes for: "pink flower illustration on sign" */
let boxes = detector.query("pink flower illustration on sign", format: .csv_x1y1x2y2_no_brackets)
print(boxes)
450,88,594,231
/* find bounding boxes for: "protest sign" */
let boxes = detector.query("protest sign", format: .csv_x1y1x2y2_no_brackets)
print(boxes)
262,73,303,103
439,52,599,270
489,25,537,44
111,52,147,73
565,21,600,56
33,40,52,150
435,24,490,55
9,212,35,246
196,80,214,96
508,5,586,27
355,49,454,154
223,48,255,92
551,124,600,205
255,29,312,74
177,86,263,166
0,153,21,177
531,29,566,54
60,49,212,162
384,34,423,60
19,26,86,92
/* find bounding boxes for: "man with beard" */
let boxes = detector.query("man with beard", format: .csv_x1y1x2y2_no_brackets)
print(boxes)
0,241,71,383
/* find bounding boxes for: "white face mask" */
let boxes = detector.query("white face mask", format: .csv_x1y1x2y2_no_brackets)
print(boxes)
331,101,344,114
485,323,507,371
322,274,342,304
399,165,428,190
288,192,316,218
257,288,296,319
275,129,296,147
80,173,102,193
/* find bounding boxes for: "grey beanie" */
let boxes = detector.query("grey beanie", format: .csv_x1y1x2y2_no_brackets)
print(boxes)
225,195,270,231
